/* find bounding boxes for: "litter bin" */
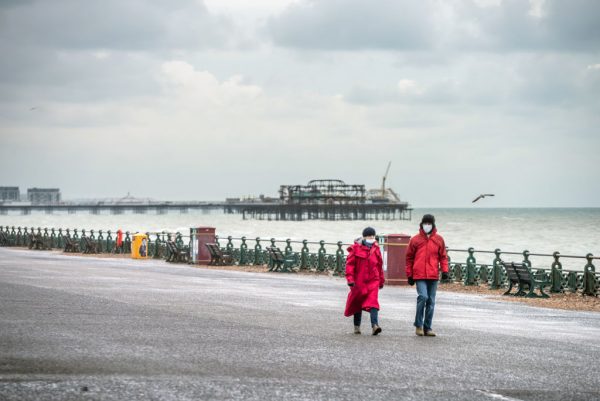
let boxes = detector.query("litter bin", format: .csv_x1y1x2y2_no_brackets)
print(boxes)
190,227,216,264
132,233,149,259
382,233,411,285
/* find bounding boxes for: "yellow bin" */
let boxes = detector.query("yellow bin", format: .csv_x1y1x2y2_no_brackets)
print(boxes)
132,233,149,259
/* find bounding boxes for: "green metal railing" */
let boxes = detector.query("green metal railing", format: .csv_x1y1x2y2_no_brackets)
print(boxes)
1,225,598,297
0,225,189,261
445,247,599,296
214,235,350,275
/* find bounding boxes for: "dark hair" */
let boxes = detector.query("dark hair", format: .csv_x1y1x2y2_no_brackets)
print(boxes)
362,227,376,237
421,214,435,225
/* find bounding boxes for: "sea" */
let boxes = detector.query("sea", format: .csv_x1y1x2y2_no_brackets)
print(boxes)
1,208,598,271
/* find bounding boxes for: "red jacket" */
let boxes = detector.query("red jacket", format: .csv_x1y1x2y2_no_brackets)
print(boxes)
344,241,384,316
405,228,448,280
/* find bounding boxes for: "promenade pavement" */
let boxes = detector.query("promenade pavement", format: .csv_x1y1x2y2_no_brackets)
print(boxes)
1,248,599,400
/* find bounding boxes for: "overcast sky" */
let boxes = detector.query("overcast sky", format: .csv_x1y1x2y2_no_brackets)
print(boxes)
0,0,598,207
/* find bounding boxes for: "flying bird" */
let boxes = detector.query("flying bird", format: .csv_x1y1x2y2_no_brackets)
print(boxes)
472,194,495,203
29,107,38,111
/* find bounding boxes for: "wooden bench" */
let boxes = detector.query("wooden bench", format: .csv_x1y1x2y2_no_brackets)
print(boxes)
0,231,15,246
63,236,80,253
205,243,233,265
502,262,523,296
82,237,99,254
27,233,48,250
267,247,296,272
503,262,550,298
166,241,190,263
0,231,7,246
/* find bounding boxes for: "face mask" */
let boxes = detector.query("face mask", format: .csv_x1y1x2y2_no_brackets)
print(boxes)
422,224,433,234
364,239,375,245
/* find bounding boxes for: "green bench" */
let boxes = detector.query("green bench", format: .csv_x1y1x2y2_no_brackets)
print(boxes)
82,237,99,254
267,247,296,272
28,233,48,250
503,262,550,298
63,236,80,253
205,243,233,266
166,240,190,263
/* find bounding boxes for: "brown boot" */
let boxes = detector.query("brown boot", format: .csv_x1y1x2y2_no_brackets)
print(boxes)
425,329,436,337
372,325,382,336
353,326,361,335
415,327,424,336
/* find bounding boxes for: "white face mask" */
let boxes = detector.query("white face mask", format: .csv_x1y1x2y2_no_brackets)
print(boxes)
422,224,433,234
364,238,376,245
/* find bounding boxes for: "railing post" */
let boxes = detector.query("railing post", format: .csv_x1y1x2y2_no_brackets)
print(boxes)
583,253,597,297
522,250,531,267
97,230,105,253
490,248,503,289
239,236,248,265
550,252,563,293
50,228,57,249
153,233,162,259
465,247,477,286
79,229,86,250
124,231,131,253
16,227,22,246
335,241,345,276
254,237,262,265
106,230,113,253
301,240,309,270
317,240,326,271
43,227,49,248
267,238,277,269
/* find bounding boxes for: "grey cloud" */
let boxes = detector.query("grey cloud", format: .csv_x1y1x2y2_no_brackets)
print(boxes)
0,0,232,51
267,0,433,50
344,83,456,106
455,0,600,52
344,52,600,111
267,0,600,52
0,0,236,104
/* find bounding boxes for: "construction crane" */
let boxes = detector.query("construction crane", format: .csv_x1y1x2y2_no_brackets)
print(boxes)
381,161,392,196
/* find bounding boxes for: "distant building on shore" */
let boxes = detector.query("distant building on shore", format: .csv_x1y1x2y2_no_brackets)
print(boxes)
27,188,61,205
0,187,20,202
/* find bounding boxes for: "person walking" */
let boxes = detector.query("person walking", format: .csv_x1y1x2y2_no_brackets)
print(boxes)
344,227,385,335
406,214,449,337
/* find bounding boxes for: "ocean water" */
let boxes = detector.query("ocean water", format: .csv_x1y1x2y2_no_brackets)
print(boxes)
1,208,598,270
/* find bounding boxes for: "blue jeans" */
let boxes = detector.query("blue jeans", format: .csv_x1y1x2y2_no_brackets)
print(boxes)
354,308,379,327
414,280,438,331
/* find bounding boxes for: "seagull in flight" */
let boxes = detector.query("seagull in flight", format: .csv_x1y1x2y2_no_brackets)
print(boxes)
472,194,495,203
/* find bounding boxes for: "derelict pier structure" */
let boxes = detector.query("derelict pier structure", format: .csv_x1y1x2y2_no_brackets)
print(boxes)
238,179,411,221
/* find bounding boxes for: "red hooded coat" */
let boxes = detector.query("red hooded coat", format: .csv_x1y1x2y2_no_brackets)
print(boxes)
344,240,384,317
405,228,448,280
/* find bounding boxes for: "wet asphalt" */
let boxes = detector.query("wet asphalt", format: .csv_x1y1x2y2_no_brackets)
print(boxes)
0,247,599,401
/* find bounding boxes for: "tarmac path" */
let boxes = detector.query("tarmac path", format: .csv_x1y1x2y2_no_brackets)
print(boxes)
1,248,599,400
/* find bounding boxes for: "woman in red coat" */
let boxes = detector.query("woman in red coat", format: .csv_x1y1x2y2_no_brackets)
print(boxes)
344,227,384,335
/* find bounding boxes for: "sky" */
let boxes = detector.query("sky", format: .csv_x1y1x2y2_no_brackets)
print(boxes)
0,0,599,207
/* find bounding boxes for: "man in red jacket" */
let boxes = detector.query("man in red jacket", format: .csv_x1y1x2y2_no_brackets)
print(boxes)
405,214,449,337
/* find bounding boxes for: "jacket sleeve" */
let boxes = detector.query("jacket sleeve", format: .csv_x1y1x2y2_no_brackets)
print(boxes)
405,238,415,278
439,238,449,273
377,247,385,286
345,247,356,284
